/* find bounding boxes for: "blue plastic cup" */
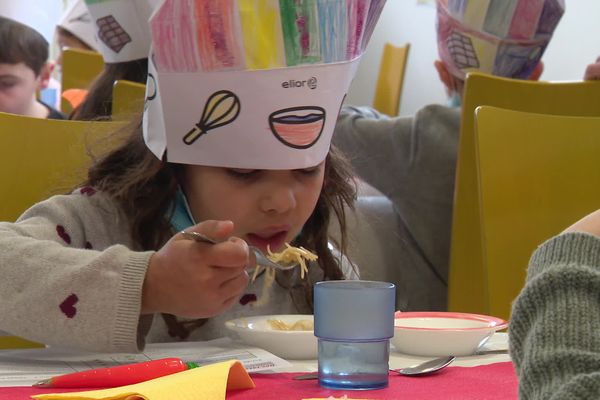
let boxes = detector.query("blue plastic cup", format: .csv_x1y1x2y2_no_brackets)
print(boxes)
314,280,396,390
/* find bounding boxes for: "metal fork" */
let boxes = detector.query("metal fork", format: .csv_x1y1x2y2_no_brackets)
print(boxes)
179,231,297,271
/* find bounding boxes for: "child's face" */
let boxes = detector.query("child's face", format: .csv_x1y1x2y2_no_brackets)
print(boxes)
0,62,43,115
182,161,326,253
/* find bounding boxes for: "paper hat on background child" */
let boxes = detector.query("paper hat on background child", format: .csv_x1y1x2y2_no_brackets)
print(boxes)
436,0,565,80
83,0,161,63
0,0,62,44
143,0,387,170
58,0,98,51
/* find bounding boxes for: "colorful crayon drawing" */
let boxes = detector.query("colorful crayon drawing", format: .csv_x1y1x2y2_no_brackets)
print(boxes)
239,0,285,70
346,0,369,59
195,1,246,71
493,42,544,79
361,0,385,50
317,1,347,63
151,1,199,72
151,0,379,73
269,106,326,149
183,90,241,145
279,0,321,66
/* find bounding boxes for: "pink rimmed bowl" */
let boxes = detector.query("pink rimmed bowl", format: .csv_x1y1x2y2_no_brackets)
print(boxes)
391,311,508,356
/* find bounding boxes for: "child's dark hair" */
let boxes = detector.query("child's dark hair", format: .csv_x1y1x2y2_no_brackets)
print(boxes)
70,58,149,120
0,16,48,75
56,26,93,51
84,116,356,338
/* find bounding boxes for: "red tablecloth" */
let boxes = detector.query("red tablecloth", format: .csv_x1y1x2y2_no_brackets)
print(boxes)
1,362,518,400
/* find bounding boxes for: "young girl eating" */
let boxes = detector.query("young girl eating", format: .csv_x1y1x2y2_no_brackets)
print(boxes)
0,0,385,353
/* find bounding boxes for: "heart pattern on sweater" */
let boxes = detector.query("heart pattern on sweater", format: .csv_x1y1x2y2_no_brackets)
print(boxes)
59,293,79,318
56,225,71,244
80,186,96,196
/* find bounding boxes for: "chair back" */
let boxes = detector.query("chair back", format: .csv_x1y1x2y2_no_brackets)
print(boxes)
0,331,44,350
0,112,126,223
61,48,105,113
112,80,146,121
372,42,410,117
0,113,125,349
449,73,600,315
474,106,600,320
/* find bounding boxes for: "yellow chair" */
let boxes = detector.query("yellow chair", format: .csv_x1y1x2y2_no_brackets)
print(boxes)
0,113,126,349
112,80,146,121
372,42,410,117
449,73,600,316
0,112,126,223
0,332,44,350
61,48,105,113
473,106,600,320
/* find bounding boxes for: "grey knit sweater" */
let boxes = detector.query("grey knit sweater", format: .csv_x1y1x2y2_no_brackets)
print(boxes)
509,232,600,399
0,188,357,353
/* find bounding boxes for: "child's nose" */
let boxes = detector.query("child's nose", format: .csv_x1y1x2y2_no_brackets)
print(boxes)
260,186,297,214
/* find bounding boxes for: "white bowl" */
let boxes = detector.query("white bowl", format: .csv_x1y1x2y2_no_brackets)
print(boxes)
391,311,508,357
225,314,317,360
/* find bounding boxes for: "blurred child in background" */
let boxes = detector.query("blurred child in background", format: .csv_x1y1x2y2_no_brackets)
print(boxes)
56,0,98,67
332,0,564,311
69,0,158,120
55,0,99,111
0,1,64,119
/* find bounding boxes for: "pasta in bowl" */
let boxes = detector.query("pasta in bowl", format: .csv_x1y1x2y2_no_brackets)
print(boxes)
225,314,317,359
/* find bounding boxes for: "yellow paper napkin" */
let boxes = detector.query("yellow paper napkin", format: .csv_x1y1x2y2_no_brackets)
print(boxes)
32,360,255,400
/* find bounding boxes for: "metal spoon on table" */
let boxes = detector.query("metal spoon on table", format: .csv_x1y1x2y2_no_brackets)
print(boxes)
292,355,456,380
395,355,456,376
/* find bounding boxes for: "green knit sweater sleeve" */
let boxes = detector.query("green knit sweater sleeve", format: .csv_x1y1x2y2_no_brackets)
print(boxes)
509,232,600,400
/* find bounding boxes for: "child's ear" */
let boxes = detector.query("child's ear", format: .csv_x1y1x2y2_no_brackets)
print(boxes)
36,61,55,90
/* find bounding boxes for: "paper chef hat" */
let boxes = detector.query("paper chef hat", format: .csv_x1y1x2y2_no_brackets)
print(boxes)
143,0,387,170
436,0,564,80
0,0,62,44
58,0,98,51
83,0,161,63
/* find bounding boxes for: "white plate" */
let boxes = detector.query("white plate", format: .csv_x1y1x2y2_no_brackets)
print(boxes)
391,311,508,357
225,314,317,360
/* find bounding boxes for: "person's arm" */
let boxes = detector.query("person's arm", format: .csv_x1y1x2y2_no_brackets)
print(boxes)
509,212,600,399
333,105,411,197
0,192,151,353
333,104,460,286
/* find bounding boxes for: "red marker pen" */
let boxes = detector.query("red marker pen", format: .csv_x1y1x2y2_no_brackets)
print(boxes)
33,357,199,388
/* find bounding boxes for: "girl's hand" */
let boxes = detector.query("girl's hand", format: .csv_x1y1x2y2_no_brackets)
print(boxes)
563,209,600,238
142,220,250,318
583,56,600,80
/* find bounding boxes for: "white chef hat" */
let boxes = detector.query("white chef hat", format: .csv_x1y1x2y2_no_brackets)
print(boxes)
57,0,98,50
436,0,564,80
143,0,387,170
83,0,161,63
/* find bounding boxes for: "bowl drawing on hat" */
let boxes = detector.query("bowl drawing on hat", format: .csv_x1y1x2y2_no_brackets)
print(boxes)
269,106,325,149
